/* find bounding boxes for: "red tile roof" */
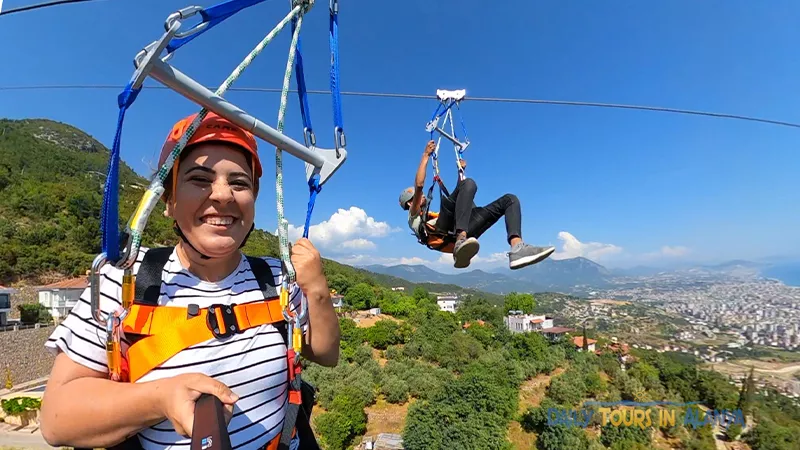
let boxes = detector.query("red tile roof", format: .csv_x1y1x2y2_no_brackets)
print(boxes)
39,277,89,290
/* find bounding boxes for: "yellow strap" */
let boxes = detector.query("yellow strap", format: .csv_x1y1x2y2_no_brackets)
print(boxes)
122,299,284,383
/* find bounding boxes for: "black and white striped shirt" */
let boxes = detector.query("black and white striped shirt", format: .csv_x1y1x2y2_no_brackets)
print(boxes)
45,247,307,450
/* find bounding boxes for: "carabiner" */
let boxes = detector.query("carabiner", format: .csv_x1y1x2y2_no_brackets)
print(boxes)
165,6,208,39
90,253,109,326
334,127,346,159
303,127,317,148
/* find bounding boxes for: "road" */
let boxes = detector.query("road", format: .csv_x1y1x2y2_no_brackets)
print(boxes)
0,425,55,450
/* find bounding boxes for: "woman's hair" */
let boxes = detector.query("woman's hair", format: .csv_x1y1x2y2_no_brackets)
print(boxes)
161,142,260,204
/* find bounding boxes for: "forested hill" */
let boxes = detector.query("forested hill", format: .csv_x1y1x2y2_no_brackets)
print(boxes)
0,117,489,298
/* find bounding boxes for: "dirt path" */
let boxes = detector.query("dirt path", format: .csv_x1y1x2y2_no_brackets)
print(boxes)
507,367,565,449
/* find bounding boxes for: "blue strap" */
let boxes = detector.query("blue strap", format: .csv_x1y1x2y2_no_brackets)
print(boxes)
101,82,141,263
292,17,313,135
329,2,344,132
303,175,321,239
166,0,268,54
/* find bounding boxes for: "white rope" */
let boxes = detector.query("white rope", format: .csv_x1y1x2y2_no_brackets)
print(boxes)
275,11,305,284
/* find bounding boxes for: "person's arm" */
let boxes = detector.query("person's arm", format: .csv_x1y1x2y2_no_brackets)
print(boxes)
40,353,166,448
291,238,340,367
409,140,436,217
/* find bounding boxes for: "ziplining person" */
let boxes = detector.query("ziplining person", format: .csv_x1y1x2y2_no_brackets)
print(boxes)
37,0,349,449
400,140,556,270
39,113,340,450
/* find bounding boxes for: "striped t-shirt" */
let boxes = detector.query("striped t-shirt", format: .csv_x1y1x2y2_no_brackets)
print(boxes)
45,247,308,450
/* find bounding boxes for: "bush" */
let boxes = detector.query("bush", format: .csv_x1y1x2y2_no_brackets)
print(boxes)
1,397,41,416
382,375,410,404
17,303,51,324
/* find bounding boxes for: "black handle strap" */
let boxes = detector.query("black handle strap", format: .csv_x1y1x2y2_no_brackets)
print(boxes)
191,394,232,450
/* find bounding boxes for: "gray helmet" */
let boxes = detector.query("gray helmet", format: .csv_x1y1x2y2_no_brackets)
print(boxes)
399,187,414,210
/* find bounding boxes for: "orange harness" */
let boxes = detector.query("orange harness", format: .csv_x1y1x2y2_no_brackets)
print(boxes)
120,300,286,383
101,247,317,450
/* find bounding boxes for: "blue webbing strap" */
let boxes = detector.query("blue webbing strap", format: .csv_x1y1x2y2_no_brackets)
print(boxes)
428,100,456,140
166,0,269,53
101,82,141,263
303,175,321,239
330,0,344,137
292,16,313,136
298,0,344,239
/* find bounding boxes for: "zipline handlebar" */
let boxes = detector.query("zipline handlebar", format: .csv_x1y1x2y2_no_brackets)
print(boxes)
136,56,346,186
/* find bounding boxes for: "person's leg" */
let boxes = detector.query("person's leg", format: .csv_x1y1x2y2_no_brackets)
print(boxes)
448,178,480,268
468,193,555,270
449,177,477,238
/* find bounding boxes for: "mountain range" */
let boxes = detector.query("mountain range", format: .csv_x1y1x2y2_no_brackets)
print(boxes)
363,256,800,295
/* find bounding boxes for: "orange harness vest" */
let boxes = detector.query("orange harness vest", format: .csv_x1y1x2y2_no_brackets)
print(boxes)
104,247,317,450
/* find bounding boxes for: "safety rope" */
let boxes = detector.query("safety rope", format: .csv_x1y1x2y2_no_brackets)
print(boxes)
115,5,303,270
275,11,305,285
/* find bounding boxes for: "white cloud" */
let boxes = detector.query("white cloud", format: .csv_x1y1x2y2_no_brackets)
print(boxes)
642,245,691,260
284,206,400,252
659,245,690,257
340,239,377,251
551,231,623,261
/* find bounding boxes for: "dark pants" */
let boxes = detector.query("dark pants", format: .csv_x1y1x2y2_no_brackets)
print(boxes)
442,178,522,244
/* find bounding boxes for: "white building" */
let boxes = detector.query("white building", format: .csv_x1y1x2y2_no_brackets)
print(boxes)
437,294,460,313
0,285,14,326
38,276,88,319
503,312,554,333
391,287,405,292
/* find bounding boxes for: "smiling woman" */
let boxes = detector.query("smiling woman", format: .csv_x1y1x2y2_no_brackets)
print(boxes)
38,112,339,450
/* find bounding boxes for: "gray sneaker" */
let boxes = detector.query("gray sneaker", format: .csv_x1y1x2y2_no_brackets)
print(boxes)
453,236,480,269
509,243,555,270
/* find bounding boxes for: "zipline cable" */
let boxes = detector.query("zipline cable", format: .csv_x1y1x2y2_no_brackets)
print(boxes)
0,0,102,17
2,83,799,130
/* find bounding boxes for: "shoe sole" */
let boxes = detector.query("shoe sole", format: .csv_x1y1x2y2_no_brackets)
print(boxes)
510,246,556,270
453,239,480,269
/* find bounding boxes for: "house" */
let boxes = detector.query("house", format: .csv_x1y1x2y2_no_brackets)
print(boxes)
38,276,89,320
503,312,554,333
331,294,345,312
0,285,14,326
368,307,381,316
540,326,574,342
391,287,405,292
573,336,597,352
436,294,460,313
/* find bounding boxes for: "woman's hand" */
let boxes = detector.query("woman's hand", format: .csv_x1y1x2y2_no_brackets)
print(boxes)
291,238,327,297
155,373,239,438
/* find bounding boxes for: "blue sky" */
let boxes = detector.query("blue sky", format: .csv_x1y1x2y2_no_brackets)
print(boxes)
1,0,799,272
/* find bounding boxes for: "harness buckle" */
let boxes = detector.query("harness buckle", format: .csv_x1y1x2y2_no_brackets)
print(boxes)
207,304,239,338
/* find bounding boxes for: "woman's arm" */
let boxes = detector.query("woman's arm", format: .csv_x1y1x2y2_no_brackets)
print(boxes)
40,353,165,448
290,238,340,367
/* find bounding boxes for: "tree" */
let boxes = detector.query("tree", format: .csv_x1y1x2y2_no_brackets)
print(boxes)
17,303,51,324
736,366,755,416
344,282,373,310
503,292,535,314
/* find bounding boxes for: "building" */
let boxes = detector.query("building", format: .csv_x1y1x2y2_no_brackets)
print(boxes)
540,326,574,342
0,285,14,326
391,287,405,292
503,312,554,333
573,336,597,352
331,294,345,312
436,294,460,313
38,276,89,320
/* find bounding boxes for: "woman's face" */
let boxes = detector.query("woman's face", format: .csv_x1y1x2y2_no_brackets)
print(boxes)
166,142,257,258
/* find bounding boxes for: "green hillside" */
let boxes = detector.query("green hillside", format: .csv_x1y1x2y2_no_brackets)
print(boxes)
0,117,491,300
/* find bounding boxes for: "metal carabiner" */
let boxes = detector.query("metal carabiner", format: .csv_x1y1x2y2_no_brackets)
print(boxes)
334,127,346,159
303,127,317,149
90,253,109,326
165,6,208,39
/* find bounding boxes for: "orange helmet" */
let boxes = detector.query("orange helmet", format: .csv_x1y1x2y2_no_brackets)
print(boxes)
159,111,262,179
